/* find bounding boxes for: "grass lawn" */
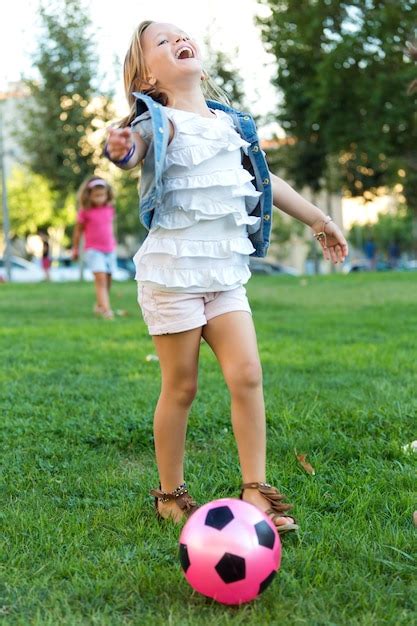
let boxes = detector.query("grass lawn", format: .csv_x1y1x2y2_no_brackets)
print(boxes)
0,273,416,626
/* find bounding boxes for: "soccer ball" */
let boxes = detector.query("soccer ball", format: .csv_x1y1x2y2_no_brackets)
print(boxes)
179,498,281,605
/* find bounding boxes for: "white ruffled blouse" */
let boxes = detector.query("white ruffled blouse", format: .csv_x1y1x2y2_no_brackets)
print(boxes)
132,107,261,293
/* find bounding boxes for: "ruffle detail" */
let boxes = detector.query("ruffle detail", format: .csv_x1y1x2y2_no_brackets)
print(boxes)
135,263,251,290
165,138,246,168
152,195,261,233
166,108,234,136
165,108,249,168
135,236,255,260
164,168,253,192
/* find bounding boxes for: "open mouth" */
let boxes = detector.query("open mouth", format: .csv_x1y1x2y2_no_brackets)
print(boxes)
175,45,194,60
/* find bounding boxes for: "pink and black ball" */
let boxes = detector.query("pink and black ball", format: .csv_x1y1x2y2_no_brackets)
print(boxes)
179,498,281,605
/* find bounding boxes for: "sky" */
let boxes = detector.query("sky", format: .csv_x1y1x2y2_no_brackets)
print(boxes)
0,0,280,124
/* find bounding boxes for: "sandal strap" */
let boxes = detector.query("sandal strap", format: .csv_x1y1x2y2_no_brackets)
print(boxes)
241,481,294,514
150,483,199,516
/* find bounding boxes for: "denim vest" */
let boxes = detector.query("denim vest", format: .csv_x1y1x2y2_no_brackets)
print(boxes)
131,92,272,257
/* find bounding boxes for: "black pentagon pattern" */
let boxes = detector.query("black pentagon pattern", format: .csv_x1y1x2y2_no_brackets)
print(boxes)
215,552,246,583
179,543,190,573
205,505,234,530
258,569,276,595
255,520,276,549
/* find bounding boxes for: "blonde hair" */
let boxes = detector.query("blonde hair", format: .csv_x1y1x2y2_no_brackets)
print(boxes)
118,20,230,128
77,176,114,209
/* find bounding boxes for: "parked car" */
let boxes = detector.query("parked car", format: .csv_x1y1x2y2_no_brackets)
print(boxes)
343,259,403,273
49,257,130,282
0,256,44,283
398,259,417,271
49,257,93,282
117,256,136,279
249,258,300,276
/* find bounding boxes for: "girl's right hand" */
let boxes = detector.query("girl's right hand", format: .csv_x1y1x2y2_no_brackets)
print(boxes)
106,127,134,161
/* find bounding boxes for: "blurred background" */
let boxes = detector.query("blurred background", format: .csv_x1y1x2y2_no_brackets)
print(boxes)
1,0,417,281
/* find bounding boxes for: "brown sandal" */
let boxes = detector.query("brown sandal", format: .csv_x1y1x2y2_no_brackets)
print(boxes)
150,482,199,522
240,482,299,534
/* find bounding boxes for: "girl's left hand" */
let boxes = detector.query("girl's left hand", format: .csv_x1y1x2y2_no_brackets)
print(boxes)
311,218,349,264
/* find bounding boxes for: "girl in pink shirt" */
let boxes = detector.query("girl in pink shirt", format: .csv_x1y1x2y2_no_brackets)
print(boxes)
73,177,117,319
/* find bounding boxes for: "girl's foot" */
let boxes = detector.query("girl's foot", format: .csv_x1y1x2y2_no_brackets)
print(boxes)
150,483,199,523
157,499,188,523
94,304,114,319
100,309,115,320
241,482,299,534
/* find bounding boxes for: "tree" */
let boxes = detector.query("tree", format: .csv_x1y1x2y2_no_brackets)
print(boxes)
112,169,147,244
349,206,413,256
257,1,417,211
204,45,246,108
19,0,114,217
2,167,56,237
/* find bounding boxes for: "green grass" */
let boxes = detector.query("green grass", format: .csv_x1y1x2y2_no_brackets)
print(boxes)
0,273,416,625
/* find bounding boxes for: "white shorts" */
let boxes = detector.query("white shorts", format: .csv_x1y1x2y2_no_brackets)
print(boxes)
137,284,252,335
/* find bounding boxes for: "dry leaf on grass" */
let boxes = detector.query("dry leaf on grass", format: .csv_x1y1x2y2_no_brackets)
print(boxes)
145,354,159,362
413,511,417,527
402,440,417,454
295,452,316,475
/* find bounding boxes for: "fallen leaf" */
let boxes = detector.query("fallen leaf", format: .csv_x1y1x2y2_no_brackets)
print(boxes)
145,354,159,362
296,452,316,475
402,440,417,454
413,511,417,527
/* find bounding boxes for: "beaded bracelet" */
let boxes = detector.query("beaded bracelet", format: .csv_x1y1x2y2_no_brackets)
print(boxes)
103,142,136,165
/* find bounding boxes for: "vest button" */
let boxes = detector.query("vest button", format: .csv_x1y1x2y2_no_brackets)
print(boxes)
252,145,259,152
158,127,163,133
243,115,250,121
263,177,270,185
264,214,270,221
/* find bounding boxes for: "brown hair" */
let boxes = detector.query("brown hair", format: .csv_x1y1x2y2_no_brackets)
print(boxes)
77,176,114,209
118,20,230,128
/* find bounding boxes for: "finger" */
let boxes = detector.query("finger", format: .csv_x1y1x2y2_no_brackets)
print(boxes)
334,244,343,262
337,244,346,263
329,245,338,264
320,240,330,261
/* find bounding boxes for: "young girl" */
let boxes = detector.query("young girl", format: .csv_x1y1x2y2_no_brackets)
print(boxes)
105,21,348,532
73,176,117,320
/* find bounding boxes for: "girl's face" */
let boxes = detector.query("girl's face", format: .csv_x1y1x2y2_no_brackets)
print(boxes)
141,22,202,90
89,186,108,206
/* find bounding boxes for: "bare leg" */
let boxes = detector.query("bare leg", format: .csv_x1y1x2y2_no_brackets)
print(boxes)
152,327,202,521
202,311,294,528
106,273,113,312
94,272,111,314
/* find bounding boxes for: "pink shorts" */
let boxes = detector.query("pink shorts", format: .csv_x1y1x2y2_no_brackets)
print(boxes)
137,283,251,335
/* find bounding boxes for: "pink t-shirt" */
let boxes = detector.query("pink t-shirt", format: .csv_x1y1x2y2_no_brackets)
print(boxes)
77,205,116,253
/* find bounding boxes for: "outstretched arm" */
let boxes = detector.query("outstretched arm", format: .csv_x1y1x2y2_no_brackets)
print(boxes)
270,172,348,264
105,127,148,170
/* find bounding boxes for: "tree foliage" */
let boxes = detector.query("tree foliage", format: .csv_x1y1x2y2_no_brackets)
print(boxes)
349,206,413,256
258,0,417,211
19,0,114,214
2,167,58,237
205,46,246,108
